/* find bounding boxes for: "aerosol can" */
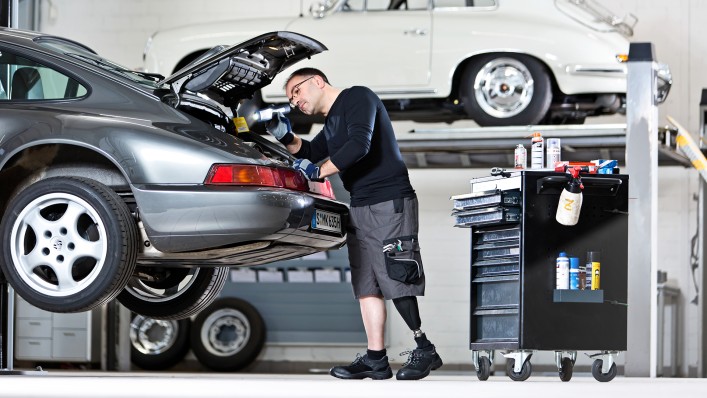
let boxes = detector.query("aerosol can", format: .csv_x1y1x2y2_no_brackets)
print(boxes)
555,166,583,226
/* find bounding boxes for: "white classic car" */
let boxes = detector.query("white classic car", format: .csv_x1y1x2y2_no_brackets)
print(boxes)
143,0,638,129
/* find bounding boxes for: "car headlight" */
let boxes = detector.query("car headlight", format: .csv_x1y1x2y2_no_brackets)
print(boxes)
655,63,672,104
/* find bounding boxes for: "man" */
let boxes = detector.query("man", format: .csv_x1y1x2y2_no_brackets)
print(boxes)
265,68,442,381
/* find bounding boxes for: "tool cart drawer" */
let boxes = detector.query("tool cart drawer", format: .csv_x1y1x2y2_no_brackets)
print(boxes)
472,275,520,308
473,308,519,341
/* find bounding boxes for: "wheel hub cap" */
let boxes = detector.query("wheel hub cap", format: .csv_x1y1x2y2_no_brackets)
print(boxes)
474,57,535,118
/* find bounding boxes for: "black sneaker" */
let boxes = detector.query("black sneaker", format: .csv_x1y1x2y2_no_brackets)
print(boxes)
330,353,393,380
395,346,443,380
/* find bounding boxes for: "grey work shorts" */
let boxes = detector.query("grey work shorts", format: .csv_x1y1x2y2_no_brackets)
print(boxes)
347,196,425,300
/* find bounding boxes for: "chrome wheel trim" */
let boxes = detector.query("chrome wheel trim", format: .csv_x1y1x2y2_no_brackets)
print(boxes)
130,315,179,355
10,193,108,297
200,308,251,357
474,57,535,118
123,268,201,303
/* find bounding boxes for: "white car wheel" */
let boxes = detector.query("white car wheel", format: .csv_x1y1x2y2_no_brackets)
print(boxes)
462,54,552,126
0,177,137,312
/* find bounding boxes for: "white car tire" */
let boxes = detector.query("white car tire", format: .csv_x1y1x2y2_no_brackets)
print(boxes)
0,177,138,312
461,54,552,126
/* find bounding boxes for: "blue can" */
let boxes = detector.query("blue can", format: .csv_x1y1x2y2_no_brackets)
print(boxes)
569,257,580,290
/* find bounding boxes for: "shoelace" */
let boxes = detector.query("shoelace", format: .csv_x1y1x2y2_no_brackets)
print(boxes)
399,350,422,367
350,353,365,366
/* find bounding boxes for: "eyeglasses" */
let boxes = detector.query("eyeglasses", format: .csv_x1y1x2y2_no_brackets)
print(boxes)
288,76,315,107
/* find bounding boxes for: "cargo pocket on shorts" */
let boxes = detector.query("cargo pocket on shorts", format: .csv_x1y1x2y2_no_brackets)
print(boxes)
383,235,423,284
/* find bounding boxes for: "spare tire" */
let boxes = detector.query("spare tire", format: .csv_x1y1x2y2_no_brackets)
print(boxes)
190,297,266,372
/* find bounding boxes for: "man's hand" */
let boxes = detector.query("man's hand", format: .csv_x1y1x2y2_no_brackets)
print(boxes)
293,159,323,182
266,112,292,141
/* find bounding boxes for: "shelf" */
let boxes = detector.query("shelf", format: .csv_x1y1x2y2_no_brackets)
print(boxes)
553,289,604,303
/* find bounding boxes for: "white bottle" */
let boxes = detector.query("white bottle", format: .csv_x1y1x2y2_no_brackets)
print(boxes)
530,132,544,169
556,168,583,226
546,138,561,169
556,252,570,290
514,144,527,169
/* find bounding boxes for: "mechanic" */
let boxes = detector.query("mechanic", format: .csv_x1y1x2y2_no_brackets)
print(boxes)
264,67,443,381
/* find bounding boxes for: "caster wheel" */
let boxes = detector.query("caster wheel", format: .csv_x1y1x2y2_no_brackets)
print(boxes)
476,356,491,381
506,358,531,381
559,357,573,382
592,359,617,382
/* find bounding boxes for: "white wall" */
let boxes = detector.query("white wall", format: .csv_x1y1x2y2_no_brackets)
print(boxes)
30,0,705,373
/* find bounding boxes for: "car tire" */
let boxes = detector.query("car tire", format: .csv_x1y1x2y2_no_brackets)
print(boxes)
190,297,266,372
461,53,552,126
0,177,138,313
130,314,191,370
117,266,229,320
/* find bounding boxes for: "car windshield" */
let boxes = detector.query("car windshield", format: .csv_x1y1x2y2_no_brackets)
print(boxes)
35,37,165,88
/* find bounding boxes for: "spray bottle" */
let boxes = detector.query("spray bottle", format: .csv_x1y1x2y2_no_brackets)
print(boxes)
555,166,583,226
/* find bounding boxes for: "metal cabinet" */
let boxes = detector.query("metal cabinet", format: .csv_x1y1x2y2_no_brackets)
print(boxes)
454,170,629,382
14,295,97,362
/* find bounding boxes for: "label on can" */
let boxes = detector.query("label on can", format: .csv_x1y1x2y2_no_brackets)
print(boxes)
591,261,601,290
556,255,569,289
579,265,586,290
569,257,579,290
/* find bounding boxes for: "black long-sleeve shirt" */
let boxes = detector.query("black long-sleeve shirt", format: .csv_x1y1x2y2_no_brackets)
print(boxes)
294,86,415,206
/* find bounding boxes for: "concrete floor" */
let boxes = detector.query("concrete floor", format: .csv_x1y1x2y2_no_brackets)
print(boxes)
0,371,704,398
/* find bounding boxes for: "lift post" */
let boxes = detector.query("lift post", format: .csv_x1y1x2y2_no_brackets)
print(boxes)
625,42,662,377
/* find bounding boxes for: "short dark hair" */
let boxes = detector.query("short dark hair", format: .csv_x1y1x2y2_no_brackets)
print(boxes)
285,67,330,88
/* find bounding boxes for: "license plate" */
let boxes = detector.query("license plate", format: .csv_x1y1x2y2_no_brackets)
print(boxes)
311,209,341,233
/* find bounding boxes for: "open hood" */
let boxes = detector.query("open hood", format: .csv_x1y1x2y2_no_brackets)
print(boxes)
161,31,326,108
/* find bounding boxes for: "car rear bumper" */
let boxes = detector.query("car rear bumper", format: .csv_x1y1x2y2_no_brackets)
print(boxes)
132,184,348,254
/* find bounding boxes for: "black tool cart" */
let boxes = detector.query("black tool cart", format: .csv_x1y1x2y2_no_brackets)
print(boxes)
451,170,628,382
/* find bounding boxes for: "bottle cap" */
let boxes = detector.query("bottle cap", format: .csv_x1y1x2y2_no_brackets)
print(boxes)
569,257,579,269
587,251,601,262
532,132,542,138
558,251,567,257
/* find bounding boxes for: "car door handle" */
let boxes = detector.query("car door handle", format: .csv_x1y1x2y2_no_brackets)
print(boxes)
403,28,427,36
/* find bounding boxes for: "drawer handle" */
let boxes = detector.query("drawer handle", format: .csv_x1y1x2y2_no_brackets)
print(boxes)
63,332,76,337
29,342,40,346
29,321,41,325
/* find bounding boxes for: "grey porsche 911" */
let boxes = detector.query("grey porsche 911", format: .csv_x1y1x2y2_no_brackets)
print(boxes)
0,28,347,320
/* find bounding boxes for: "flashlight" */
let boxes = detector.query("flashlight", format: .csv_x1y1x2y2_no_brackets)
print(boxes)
253,104,292,122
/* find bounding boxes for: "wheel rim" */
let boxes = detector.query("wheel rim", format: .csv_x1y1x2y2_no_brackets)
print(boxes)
200,308,251,357
123,268,202,303
474,57,535,118
9,193,108,297
130,315,179,355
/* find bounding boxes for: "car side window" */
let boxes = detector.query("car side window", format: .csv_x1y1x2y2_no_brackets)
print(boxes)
0,49,87,101
365,0,429,11
434,0,496,7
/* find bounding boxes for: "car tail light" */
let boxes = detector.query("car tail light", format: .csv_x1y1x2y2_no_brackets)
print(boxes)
205,164,336,199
